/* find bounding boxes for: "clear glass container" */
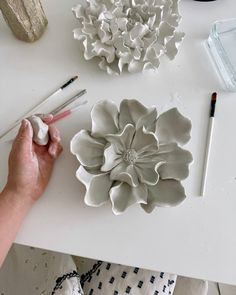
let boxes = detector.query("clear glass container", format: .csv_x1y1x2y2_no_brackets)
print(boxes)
207,19,236,91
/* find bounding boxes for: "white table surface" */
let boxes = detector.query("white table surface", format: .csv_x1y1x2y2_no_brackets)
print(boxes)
1,0,236,286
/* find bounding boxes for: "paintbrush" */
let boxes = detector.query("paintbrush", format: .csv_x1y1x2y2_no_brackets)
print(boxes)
51,89,86,115
2,89,87,144
0,75,78,139
200,92,217,196
50,101,87,124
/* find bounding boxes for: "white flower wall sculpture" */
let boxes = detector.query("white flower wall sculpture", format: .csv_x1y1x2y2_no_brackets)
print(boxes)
72,0,185,74
71,99,193,215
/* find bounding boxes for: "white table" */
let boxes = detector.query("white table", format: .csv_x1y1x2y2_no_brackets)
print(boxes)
1,0,236,286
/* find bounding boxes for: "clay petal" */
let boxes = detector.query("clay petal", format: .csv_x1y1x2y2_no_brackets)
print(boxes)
76,166,112,207
142,179,186,213
136,107,158,132
156,108,191,145
110,182,148,215
105,124,136,153
99,58,118,75
92,40,115,63
71,130,105,168
158,21,175,45
110,162,139,187
91,100,119,137
101,144,122,172
127,60,144,73
157,142,193,180
131,127,158,152
135,162,161,186
165,31,185,60
119,99,158,132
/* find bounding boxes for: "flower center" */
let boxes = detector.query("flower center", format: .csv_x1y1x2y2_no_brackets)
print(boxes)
123,149,138,164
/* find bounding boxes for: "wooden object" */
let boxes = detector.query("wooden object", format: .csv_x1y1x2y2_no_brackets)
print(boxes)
0,0,48,42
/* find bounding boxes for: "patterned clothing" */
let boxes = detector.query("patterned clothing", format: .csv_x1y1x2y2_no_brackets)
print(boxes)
0,244,177,295
0,244,83,295
81,261,176,295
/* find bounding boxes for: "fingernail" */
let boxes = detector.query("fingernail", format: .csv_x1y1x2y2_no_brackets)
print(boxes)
49,145,56,158
53,134,60,142
22,119,29,129
42,113,53,119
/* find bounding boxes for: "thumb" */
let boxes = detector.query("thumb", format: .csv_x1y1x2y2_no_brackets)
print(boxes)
13,119,33,153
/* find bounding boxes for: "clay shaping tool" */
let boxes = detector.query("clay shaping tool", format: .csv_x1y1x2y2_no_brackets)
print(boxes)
51,89,86,115
49,100,87,124
3,89,87,144
0,75,78,139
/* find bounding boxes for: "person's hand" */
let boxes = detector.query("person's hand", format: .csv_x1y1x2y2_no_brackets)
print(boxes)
4,115,63,204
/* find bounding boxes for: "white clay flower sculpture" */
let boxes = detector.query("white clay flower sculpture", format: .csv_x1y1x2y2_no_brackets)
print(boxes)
71,99,192,214
72,0,184,74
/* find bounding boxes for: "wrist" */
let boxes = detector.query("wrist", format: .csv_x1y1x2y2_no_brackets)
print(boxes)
1,186,35,209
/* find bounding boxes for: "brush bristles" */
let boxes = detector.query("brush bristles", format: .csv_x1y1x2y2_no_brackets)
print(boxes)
211,92,217,101
210,92,217,117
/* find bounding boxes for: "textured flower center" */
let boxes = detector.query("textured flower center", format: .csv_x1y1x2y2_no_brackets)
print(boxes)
123,149,138,164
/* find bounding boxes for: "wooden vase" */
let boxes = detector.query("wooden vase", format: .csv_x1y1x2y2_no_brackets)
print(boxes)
0,0,48,42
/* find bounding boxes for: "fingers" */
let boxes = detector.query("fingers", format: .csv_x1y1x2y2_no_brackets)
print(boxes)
37,113,53,124
12,119,33,154
48,125,63,159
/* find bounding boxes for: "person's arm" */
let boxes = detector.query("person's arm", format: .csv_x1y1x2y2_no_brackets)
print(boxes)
0,118,62,267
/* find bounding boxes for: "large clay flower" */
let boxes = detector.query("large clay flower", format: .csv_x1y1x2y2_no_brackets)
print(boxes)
72,0,184,74
71,99,192,214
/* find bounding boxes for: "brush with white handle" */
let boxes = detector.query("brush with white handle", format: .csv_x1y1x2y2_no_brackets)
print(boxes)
0,75,79,140
200,92,217,196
